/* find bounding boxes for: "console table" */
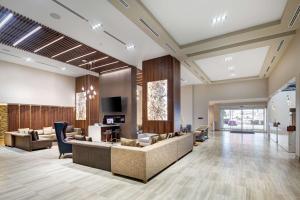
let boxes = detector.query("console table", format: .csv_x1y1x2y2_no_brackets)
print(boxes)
88,124,120,142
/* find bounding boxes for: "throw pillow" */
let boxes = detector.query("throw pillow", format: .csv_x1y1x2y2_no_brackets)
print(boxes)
158,134,168,141
18,128,30,134
66,125,74,133
43,127,53,135
151,135,159,144
33,131,39,141
29,131,39,141
121,138,137,147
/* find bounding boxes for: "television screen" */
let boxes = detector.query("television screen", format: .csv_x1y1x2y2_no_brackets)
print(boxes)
101,96,122,112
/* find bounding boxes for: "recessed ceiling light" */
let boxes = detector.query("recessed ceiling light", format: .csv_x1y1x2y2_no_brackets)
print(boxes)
82,59,87,63
13,26,42,46
228,66,235,71
51,44,82,58
25,57,32,62
49,13,61,20
91,23,102,30
0,13,13,29
61,67,66,70
34,36,64,53
225,57,232,62
126,44,135,50
212,14,227,25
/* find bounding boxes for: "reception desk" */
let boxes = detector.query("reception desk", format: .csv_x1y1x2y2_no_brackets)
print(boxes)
88,124,120,142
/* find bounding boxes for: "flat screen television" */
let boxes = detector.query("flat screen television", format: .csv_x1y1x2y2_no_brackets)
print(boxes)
101,96,122,112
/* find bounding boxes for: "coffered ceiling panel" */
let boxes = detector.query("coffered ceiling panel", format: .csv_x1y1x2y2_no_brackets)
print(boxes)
141,0,288,45
195,46,270,81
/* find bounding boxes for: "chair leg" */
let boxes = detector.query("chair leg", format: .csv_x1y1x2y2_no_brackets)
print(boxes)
59,153,62,159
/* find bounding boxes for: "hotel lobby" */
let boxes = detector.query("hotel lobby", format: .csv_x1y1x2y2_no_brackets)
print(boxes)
1,0,300,199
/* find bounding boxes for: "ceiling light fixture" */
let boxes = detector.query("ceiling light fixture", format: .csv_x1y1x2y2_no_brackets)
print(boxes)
25,57,32,62
78,56,109,67
66,51,97,63
0,13,13,29
91,61,119,70
126,44,135,50
91,23,102,30
51,44,82,58
61,67,66,70
225,56,232,62
34,36,64,53
212,14,227,25
228,66,235,71
13,26,42,46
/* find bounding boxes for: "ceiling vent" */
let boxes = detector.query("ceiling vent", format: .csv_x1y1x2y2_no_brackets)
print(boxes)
118,0,129,8
271,56,276,63
51,0,88,22
165,43,176,53
266,66,271,72
289,4,300,28
103,30,126,45
139,18,159,37
277,40,284,52
36,61,60,69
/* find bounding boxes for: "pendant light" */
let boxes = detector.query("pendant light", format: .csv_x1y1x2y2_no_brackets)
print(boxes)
81,61,97,101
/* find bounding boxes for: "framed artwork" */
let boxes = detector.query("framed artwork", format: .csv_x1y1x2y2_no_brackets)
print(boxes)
147,79,168,121
76,92,86,120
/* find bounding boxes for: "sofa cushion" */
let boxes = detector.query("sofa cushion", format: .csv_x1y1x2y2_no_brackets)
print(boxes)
18,128,30,134
43,127,53,135
121,138,137,147
66,125,74,133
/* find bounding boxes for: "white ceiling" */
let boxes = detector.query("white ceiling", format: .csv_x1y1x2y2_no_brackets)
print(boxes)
195,46,270,81
0,44,97,77
141,0,288,45
0,0,167,68
181,64,202,86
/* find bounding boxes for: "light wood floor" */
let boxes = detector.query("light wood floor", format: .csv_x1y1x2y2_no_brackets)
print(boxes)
1,132,300,200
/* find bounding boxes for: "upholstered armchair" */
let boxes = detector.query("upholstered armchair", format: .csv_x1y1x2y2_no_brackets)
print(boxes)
54,122,72,159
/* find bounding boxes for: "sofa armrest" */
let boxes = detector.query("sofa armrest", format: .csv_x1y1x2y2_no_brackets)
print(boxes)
14,134,32,151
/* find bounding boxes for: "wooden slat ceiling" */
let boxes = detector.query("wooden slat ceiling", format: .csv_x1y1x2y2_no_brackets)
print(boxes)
0,5,129,73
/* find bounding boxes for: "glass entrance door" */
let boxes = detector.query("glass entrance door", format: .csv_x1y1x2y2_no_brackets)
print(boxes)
221,107,266,132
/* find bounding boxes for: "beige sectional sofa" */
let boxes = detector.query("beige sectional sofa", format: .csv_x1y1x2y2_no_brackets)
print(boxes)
111,133,193,182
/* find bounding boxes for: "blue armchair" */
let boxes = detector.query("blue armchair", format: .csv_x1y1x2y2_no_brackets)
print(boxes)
54,122,72,159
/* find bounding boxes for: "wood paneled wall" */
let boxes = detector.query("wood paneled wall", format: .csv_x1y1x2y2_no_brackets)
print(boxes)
75,75,99,135
7,104,75,131
142,55,181,133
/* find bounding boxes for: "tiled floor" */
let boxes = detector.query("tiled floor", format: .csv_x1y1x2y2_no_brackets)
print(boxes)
1,132,300,200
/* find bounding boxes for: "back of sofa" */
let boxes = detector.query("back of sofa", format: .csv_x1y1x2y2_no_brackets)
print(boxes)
111,133,193,182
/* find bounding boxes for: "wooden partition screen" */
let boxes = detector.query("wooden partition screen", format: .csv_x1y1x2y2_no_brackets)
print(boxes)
7,104,75,131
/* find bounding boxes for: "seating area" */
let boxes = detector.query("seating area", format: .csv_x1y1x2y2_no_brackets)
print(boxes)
1,1,300,199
